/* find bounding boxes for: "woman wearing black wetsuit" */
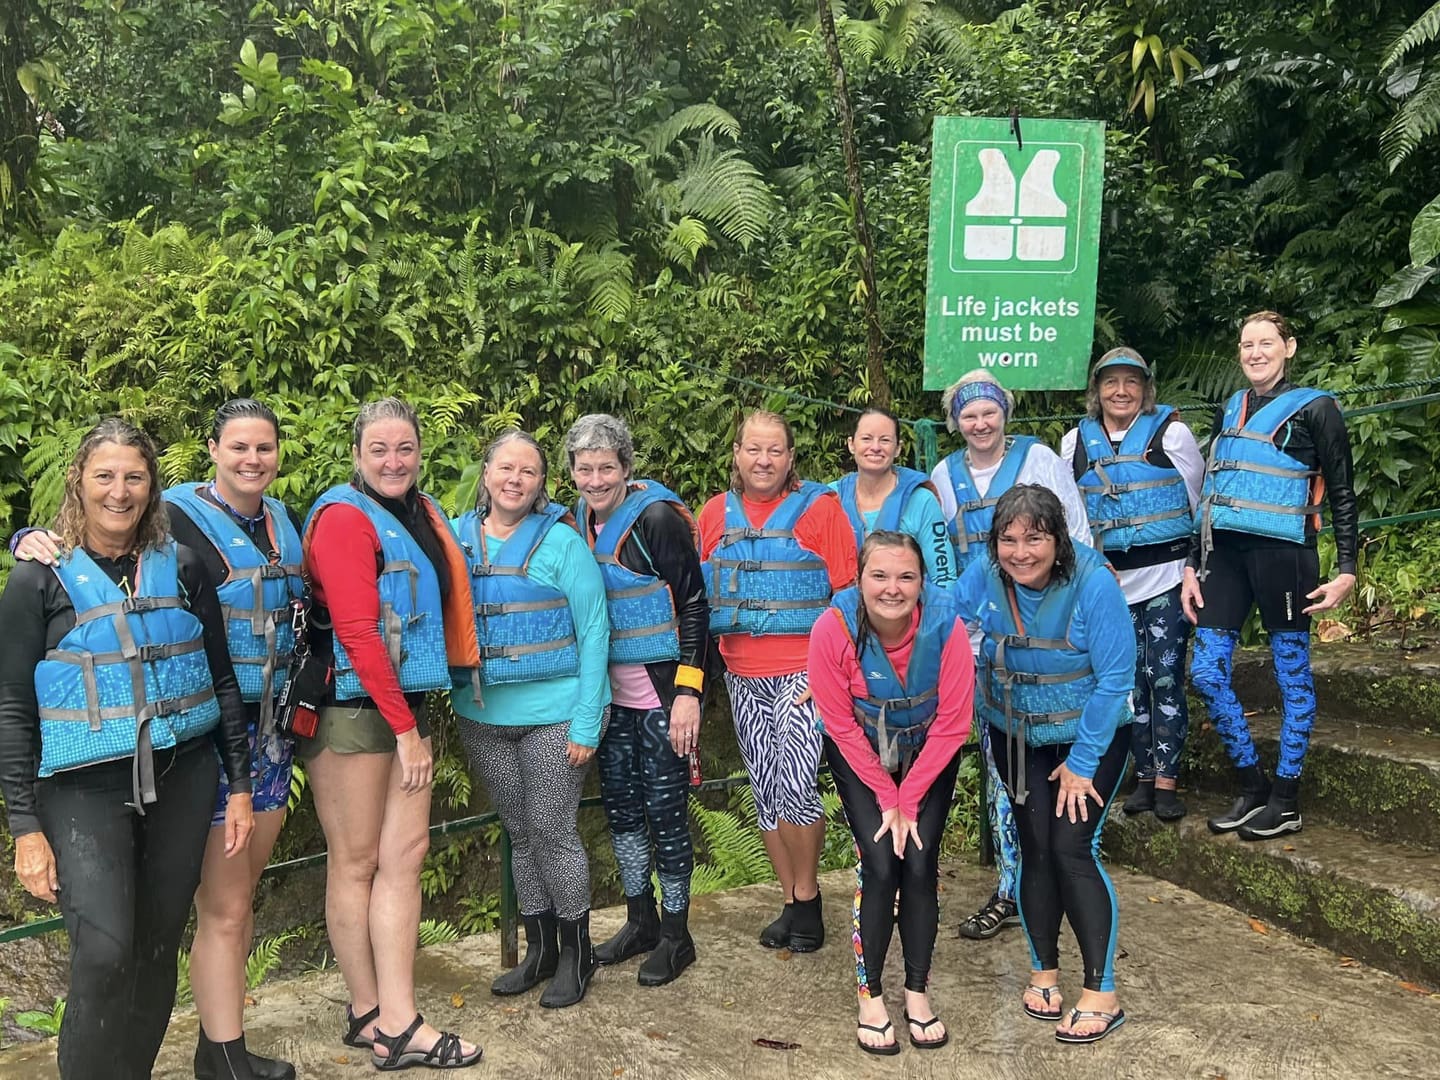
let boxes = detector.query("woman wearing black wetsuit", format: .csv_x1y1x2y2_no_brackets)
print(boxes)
0,418,254,1080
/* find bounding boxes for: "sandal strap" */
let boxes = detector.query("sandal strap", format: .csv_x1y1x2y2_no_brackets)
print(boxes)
1025,984,1062,1001
906,1014,943,1031
1064,1008,1120,1024
344,1003,380,1043
857,1021,894,1036
427,1031,469,1066
965,898,1016,929
372,1012,426,1059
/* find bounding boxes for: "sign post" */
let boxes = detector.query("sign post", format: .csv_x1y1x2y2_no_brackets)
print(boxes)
924,116,1105,391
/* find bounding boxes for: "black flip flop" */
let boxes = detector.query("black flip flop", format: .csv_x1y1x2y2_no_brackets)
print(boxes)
856,1020,901,1056
904,1011,949,1050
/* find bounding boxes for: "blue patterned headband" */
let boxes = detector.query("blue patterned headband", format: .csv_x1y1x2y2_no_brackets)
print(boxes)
952,381,1009,420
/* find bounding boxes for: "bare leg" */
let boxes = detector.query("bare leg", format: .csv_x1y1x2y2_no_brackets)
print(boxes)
761,828,795,903
778,819,824,901
190,808,287,1041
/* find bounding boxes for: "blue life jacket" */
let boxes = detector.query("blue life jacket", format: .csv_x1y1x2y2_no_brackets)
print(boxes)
828,584,959,771
975,545,1111,804
942,436,1037,571
34,541,220,812
833,468,934,552
578,480,692,666
1075,408,1193,552
305,485,454,699
164,485,304,724
703,482,834,637
1197,387,1329,578
455,504,581,686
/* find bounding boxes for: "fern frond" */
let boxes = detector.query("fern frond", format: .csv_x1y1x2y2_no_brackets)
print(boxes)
1383,1,1440,70
662,216,711,271
575,243,636,321
643,103,742,159
418,919,461,946
1381,68,1440,168
677,138,777,251
245,931,299,989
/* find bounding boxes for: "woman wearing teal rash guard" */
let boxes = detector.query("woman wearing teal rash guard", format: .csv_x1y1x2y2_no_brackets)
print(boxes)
831,406,956,584
955,484,1134,1045
451,429,611,1009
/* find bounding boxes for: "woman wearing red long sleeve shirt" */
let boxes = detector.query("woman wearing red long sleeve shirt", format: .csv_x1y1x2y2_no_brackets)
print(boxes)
301,397,481,1071
808,532,974,1056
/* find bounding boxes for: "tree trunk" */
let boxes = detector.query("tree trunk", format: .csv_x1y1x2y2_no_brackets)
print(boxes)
816,0,891,408
0,8,41,226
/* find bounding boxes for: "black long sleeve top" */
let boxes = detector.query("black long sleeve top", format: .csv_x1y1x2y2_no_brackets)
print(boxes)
0,544,252,838
596,499,711,708
1188,379,1359,575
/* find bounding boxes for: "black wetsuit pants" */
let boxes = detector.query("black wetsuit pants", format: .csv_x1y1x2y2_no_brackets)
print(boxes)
991,729,1129,992
825,735,961,997
37,738,219,1080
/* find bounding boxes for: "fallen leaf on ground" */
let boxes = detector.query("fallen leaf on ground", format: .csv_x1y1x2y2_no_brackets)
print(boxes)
1399,981,1436,996
1316,619,1350,642
612,1068,624,1077
1147,896,1161,903
1309,1012,1321,1021
1283,845,1297,852
334,1056,350,1065
1339,957,1360,968
244,995,256,1006
1247,918,1269,935
646,1030,668,1040
722,999,735,1008
503,1007,520,1015
754,1038,801,1051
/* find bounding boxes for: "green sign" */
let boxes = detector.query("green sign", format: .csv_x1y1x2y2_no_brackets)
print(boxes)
924,116,1105,391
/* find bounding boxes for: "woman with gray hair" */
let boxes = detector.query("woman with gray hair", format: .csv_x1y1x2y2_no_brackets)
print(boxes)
451,429,611,1009
929,369,1091,944
1060,348,1203,821
565,413,709,987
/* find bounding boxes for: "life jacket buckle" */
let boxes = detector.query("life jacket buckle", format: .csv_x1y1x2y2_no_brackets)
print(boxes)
735,560,764,572
124,596,164,614
135,644,168,663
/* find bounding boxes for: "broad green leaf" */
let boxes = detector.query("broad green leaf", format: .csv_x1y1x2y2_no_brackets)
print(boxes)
1374,265,1439,308
240,39,257,69
1410,193,1440,266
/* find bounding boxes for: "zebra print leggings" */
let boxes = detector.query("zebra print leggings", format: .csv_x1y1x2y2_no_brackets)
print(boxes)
724,671,824,832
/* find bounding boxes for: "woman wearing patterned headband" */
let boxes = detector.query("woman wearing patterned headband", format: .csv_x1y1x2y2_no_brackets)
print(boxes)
930,369,1091,944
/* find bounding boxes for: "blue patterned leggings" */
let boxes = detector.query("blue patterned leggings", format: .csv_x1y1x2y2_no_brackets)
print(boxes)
724,671,823,831
598,705,695,913
981,722,1020,903
1129,584,1191,781
1192,628,1316,779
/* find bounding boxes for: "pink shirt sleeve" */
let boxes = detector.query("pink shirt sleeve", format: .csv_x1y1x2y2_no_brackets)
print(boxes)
807,610,901,812
896,615,975,820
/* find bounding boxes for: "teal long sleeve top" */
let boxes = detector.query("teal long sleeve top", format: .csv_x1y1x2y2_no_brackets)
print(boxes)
450,515,612,746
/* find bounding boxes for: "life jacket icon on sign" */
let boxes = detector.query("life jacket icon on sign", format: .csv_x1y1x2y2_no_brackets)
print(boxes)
963,148,1067,262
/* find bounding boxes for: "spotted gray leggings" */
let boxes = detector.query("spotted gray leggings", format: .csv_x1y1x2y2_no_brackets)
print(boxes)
460,718,598,920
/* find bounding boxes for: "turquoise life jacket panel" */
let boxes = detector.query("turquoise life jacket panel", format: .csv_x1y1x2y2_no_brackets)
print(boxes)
579,480,690,666
834,467,933,552
164,484,304,715
944,436,1037,571
703,482,834,637
828,584,958,770
305,485,452,698
1076,408,1193,552
34,541,220,809
456,504,581,686
1197,387,1328,577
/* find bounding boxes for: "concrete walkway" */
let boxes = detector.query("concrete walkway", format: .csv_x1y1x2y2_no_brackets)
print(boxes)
2,859,1437,1079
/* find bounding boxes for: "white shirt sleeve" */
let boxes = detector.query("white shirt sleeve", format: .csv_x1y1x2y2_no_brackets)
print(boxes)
1018,443,1094,549
1059,427,1079,467
1163,415,1206,511
930,456,958,522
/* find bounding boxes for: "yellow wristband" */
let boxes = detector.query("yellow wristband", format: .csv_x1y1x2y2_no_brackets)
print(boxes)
674,665,705,692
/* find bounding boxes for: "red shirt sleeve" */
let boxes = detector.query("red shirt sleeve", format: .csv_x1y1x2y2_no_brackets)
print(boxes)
896,614,975,820
794,491,859,593
697,493,726,561
306,503,416,736
807,610,901,812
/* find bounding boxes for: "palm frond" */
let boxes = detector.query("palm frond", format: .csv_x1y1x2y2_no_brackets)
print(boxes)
1383,1,1440,70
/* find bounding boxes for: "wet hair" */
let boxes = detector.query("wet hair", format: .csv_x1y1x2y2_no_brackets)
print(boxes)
55,418,170,553
564,413,634,475
852,405,902,442
852,530,925,662
1240,310,1294,341
210,398,280,444
477,429,551,515
987,484,1076,587
353,396,421,448
1085,348,1157,420
941,371,1014,433
729,410,799,494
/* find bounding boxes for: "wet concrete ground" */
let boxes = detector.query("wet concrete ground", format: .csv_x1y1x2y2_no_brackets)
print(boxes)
2,858,1437,1079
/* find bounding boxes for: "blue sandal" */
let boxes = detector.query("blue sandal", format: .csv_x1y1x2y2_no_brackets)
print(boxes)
1054,1007,1126,1044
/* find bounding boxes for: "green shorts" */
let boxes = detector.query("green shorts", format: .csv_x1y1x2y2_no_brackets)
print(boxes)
296,700,431,759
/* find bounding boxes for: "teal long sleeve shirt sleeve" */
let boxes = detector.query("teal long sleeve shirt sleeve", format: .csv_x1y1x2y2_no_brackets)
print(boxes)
826,480,957,585
450,517,612,746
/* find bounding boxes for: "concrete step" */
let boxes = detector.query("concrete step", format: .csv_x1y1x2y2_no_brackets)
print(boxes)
1105,795,1440,986
1180,713,1440,851
1227,643,1440,733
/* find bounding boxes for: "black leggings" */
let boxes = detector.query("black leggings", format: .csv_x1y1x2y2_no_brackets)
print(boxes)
36,739,219,1080
1196,531,1319,632
825,736,961,997
991,729,1129,992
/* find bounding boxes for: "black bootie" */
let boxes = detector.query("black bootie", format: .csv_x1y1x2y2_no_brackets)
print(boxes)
540,911,597,1009
1239,776,1302,840
1206,764,1270,834
787,889,825,953
594,890,660,965
491,909,559,996
195,1028,296,1080
759,902,795,949
638,907,696,987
